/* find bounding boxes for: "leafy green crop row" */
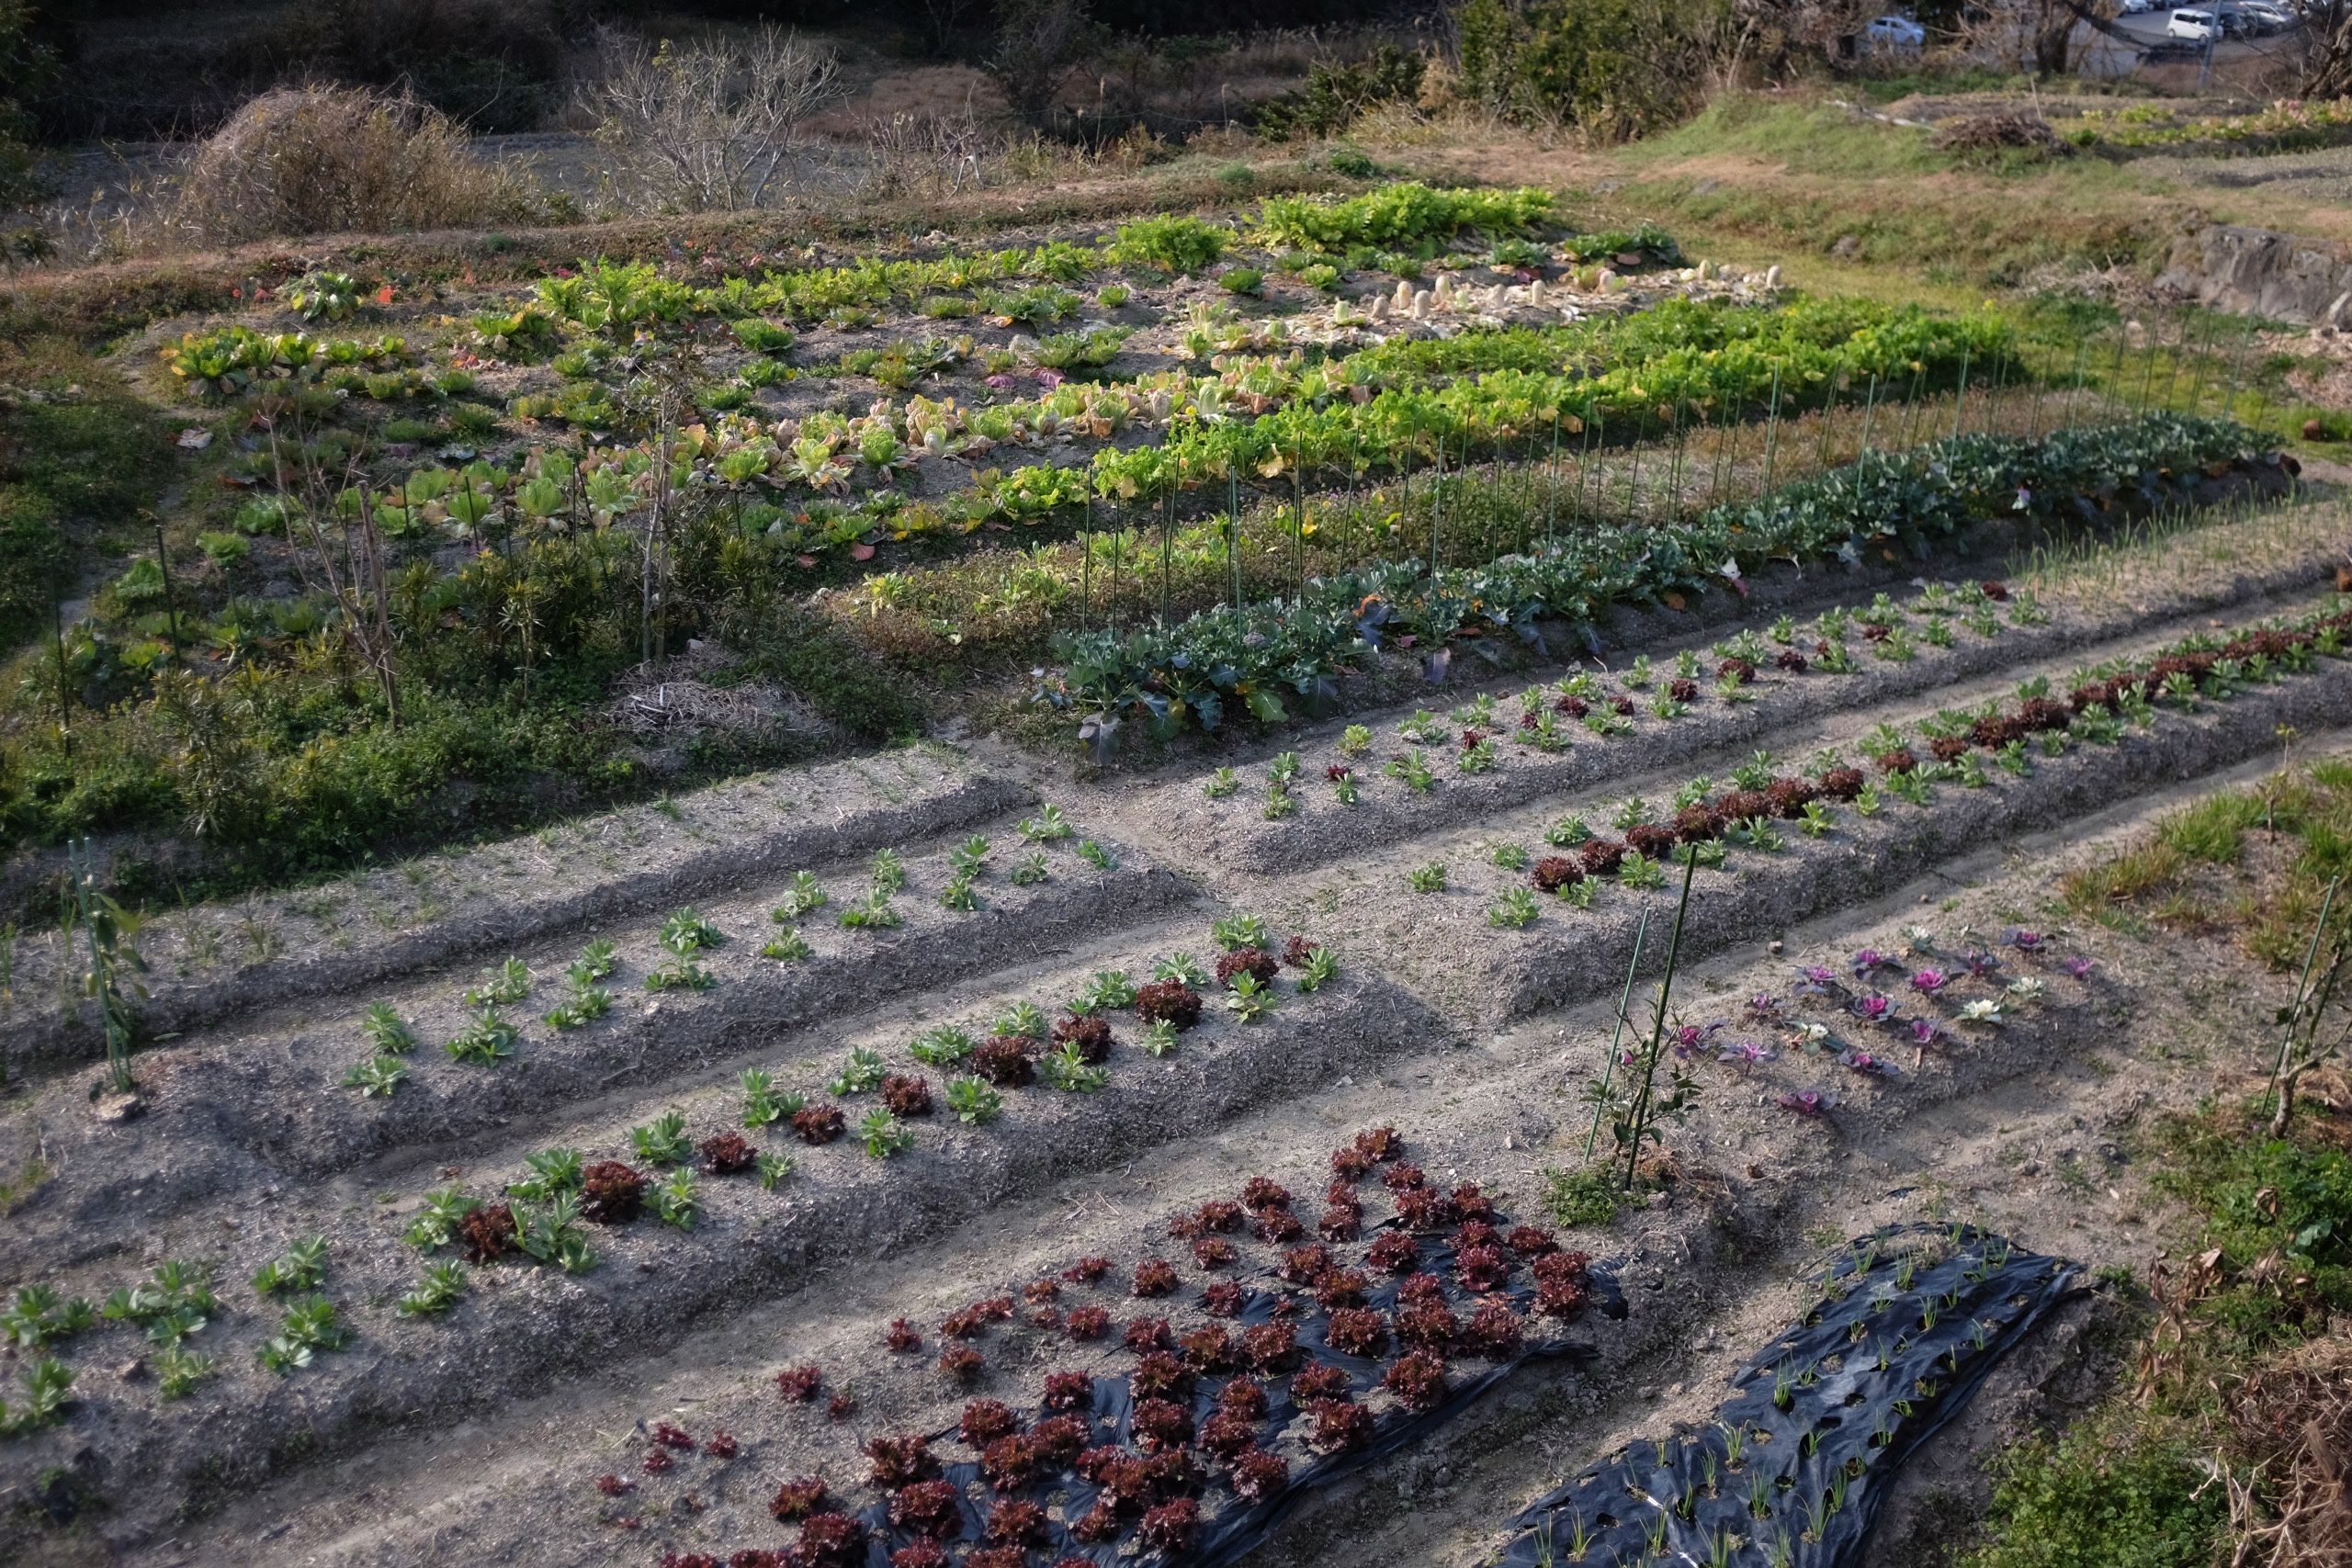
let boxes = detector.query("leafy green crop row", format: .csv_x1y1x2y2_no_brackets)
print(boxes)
1039,413,2269,745
1255,183,1556,253
335,300,2007,575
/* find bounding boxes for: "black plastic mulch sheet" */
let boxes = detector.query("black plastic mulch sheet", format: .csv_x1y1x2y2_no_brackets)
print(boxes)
818,1213,1625,1568
1491,1224,2086,1568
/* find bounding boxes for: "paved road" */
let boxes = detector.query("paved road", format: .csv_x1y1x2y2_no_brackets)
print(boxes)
2077,7,2308,75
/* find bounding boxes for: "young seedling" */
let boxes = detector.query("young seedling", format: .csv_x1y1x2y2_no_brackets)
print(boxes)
1264,783,1298,819
360,1002,418,1055
1140,1019,1180,1056
995,1000,1047,1039
1491,843,1529,871
644,957,715,990
856,1107,913,1156
762,929,813,962
653,1169,700,1230
949,834,991,876
661,908,724,953
252,1237,329,1295
543,981,613,1030
1073,970,1137,1013
1488,887,1541,928
1204,767,1240,799
1019,804,1073,841
1545,814,1591,847
1408,863,1448,894
1042,1043,1109,1092
398,1262,468,1317
828,1046,887,1096
463,956,531,1008
940,874,980,911
741,1068,801,1127
1385,750,1436,793
405,1188,479,1251
1332,769,1362,805
774,872,829,920
445,1008,519,1065
945,1076,1003,1125
1012,852,1050,886
838,890,901,931
1210,914,1269,951
1,1287,93,1350
343,1055,409,1097
870,849,908,896
1224,972,1276,1022
758,1152,795,1190
155,1345,215,1399
1154,952,1209,987
572,938,619,983
630,1111,693,1167
6,1358,74,1427
1296,948,1340,992
910,1025,976,1066
507,1147,583,1202
259,1294,347,1374
1076,840,1115,870
1339,725,1373,756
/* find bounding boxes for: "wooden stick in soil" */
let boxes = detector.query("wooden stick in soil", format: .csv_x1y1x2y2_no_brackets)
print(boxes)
2267,873,2345,1129
1623,849,1700,1192
1582,906,1651,1162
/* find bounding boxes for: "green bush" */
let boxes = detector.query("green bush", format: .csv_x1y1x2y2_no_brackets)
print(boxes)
1456,0,1732,141
1256,181,1554,254
1254,45,1426,141
1963,1426,2221,1568
1104,216,1229,276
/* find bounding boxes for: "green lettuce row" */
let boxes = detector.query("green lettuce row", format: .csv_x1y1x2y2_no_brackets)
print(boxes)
1039,413,2271,749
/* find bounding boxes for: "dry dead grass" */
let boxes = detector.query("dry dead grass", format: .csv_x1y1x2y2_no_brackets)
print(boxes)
2230,1333,2352,1566
166,85,543,247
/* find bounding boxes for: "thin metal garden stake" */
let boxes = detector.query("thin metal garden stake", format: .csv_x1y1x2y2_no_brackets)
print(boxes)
1429,433,1444,573
2266,874,2344,1114
1581,907,1652,1162
1626,434,1645,521
1080,496,1092,627
1761,366,1782,492
152,521,181,668
1949,345,1971,440
50,576,71,758
2186,312,2212,415
1844,373,1882,495
2064,333,2088,431
2136,324,2160,412
1159,485,1173,628
1228,470,1241,610
2104,327,2129,428
1904,366,1927,451
1623,851,1701,1192
1545,411,1563,547
2223,320,2253,420
1292,446,1305,595
1667,401,1686,512
1578,405,1600,527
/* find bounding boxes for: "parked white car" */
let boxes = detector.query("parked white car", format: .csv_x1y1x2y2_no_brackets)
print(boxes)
1865,14,1928,49
2167,7,2219,39
2119,0,2156,12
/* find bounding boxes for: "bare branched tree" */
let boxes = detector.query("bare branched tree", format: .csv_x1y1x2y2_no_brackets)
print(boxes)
2287,0,2352,97
1962,0,2120,76
584,26,842,211
985,0,1102,127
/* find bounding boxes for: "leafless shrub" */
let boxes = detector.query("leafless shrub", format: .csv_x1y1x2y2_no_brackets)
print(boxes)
167,85,537,245
1929,112,2071,161
985,0,1102,127
861,111,996,201
583,26,842,211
